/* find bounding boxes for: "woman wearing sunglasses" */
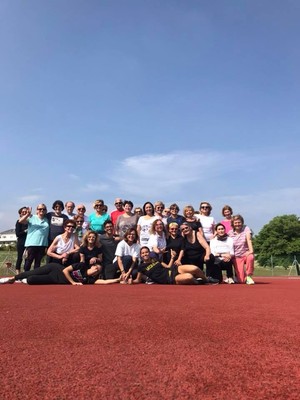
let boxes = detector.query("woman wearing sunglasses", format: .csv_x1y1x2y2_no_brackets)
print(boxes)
198,201,216,243
47,219,80,265
18,204,49,271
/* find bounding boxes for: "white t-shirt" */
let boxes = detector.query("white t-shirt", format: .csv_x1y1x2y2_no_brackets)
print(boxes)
147,233,166,251
113,240,140,263
210,236,234,256
137,216,158,246
198,215,216,241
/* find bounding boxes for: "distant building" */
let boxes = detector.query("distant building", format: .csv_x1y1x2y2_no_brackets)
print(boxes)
0,229,17,246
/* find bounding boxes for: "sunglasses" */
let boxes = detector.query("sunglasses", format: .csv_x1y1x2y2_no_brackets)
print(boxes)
201,206,210,209
115,202,123,205
37,208,46,211
77,208,85,211
76,220,84,223
66,225,75,228
181,227,189,232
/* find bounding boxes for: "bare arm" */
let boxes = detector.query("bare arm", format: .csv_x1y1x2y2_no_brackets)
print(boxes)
19,207,32,224
245,232,254,256
47,237,63,260
197,232,211,260
63,265,83,285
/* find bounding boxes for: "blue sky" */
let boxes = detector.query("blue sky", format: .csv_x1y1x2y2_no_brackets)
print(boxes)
0,0,299,235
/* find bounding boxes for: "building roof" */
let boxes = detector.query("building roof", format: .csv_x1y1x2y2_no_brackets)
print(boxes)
0,229,16,235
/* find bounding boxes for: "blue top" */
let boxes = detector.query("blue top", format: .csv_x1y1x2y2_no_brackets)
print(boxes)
25,215,49,247
88,213,111,234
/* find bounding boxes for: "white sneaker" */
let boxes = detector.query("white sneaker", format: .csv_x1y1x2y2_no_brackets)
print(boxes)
223,278,229,284
246,276,255,285
21,279,28,284
228,277,235,284
0,277,14,284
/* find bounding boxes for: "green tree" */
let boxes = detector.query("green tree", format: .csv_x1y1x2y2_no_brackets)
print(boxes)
254,215,300,268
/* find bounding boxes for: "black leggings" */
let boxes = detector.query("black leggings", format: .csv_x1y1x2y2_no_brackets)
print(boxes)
15,263,69,285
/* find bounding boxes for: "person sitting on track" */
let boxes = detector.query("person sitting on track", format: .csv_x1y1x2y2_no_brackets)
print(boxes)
133,246,214,285
0,262,120,286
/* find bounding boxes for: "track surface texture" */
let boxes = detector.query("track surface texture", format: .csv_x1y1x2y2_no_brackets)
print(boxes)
0,278,299,400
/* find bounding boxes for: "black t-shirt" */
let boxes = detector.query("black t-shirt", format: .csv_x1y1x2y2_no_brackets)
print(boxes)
79,246,102,267
47,212,69,241
163,236,184,263
99,234,120,265
70,262,97,284
138,261,170,284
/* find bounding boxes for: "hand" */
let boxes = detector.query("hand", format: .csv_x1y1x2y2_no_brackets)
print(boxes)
174,260,182,266
204,254,210,261
72,282,83,286
90,257,97,265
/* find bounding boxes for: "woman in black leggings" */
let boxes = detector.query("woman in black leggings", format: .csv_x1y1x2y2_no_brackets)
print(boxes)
0,262,120,285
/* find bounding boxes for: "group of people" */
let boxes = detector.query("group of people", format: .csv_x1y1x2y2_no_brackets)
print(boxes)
0,199,255,286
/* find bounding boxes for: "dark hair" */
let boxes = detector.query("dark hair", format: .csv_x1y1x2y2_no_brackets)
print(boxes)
52,200,64,210
104,220,113,227
215,223,226,231
170,203,179,211
63,219,76,228
124,228,138,243
18,206,27,215
143,202,154,215
123,200,134,208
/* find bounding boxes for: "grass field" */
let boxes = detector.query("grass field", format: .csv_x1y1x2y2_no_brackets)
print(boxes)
1,250,299,277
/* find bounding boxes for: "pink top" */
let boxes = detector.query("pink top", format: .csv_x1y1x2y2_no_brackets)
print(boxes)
228,227,251,257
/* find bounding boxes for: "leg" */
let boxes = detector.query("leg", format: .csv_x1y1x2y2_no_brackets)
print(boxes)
104,263,119,279
15,264,54,280
233,257,246,283
178,264,206,280
175,273,195,285
221,260,234,278
15,243,25,273
24,247,36,271
33,247,46,269
245,254,255,277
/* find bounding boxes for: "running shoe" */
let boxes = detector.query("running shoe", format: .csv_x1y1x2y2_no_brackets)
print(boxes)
21,279,28,284
206,277,219,285
0,277,14,284
223,278,229,284
227,278,235,284
246,276,255,285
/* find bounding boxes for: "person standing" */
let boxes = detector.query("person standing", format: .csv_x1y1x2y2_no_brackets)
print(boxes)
15,207,28,274
89,199,111,234
65,201,76,219
19,204,49,271
110,198,125,227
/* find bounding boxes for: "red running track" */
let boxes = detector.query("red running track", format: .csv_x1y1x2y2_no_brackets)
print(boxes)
0,278,300,400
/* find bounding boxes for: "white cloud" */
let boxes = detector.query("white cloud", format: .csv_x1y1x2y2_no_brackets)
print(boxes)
110,150,251,197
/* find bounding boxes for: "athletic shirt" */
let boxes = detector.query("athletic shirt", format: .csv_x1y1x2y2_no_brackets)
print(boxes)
79,246,102,267
138,260,170,284
55,234,76,254
183,233,205,264
228,228,250,257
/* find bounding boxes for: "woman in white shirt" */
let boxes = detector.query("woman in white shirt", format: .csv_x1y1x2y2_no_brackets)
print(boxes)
198,201,216,243
210,223,235,284
137,202,158,246
113,228,140,283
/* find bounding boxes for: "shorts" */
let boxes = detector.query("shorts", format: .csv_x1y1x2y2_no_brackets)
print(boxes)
168,265,179,284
